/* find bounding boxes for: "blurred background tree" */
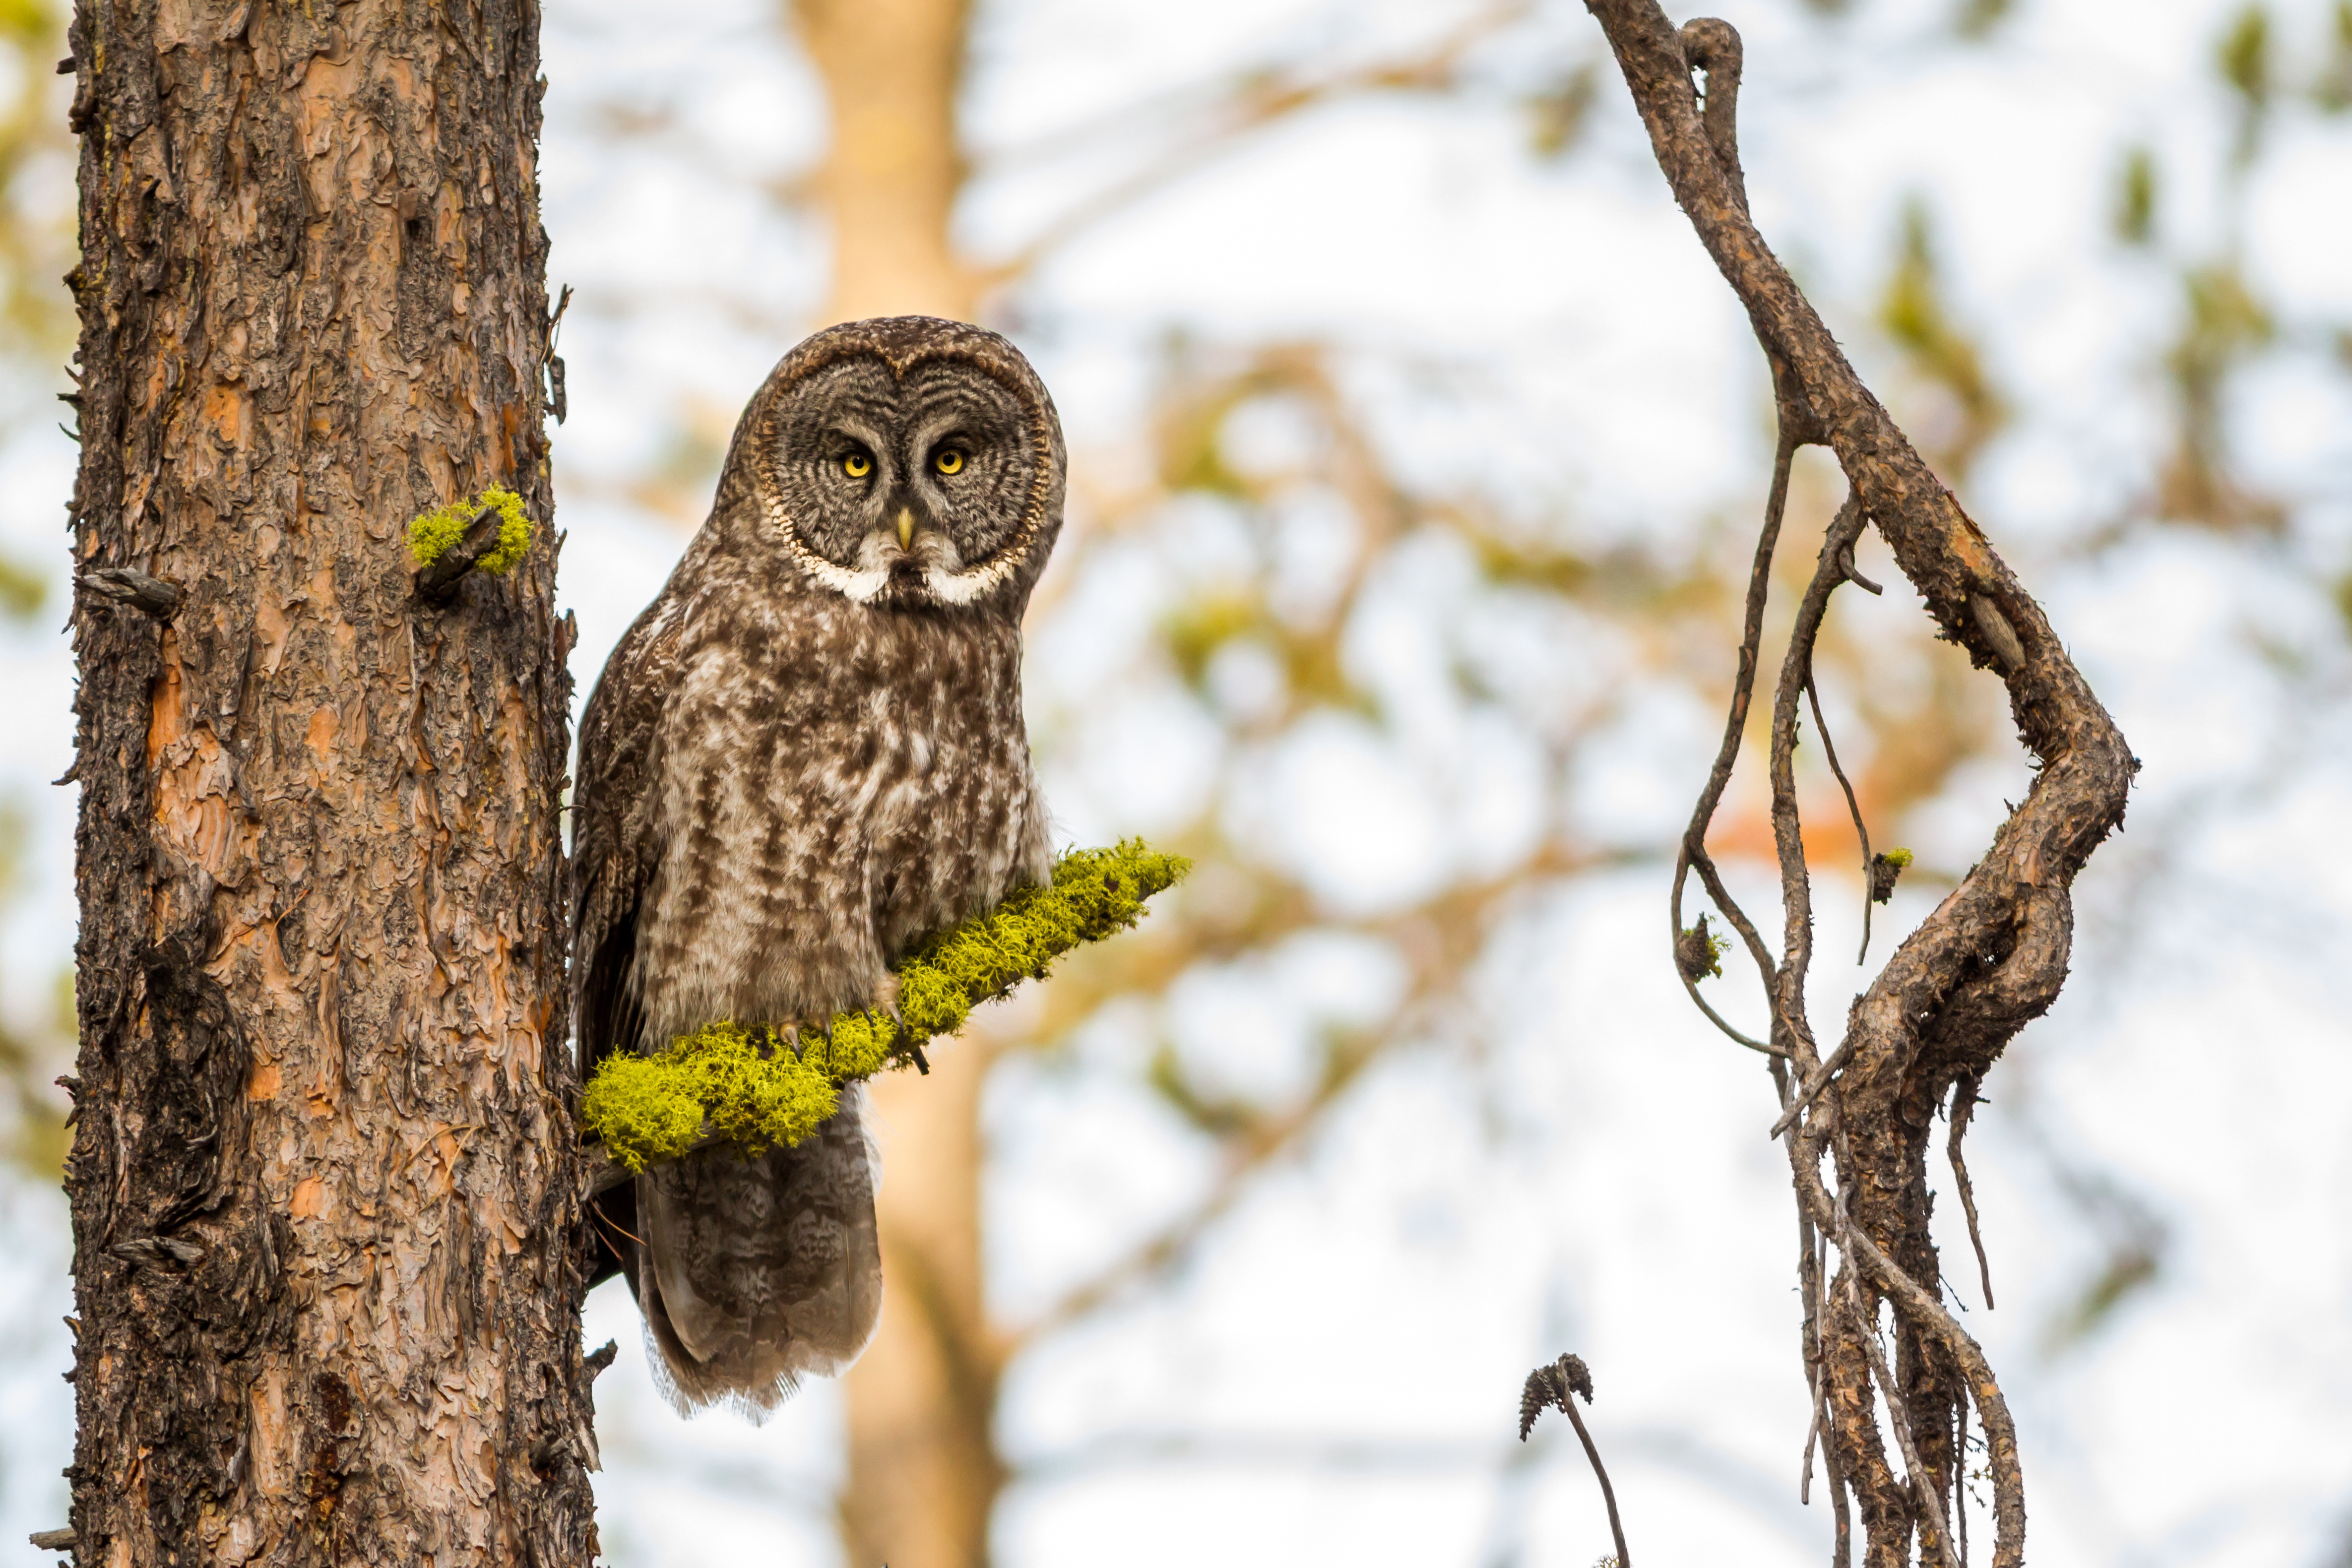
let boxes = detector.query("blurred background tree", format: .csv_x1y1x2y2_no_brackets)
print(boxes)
4,0,2349,1565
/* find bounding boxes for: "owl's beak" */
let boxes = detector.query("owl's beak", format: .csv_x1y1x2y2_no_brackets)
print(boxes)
895,507,915,551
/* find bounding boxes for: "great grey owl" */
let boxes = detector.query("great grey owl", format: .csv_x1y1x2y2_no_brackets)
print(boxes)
572,315,1064,1414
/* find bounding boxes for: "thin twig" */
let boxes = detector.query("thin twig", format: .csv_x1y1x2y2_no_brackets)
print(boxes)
1799,1214,1823,1505
1770,1034,1857,1139
1805,676,1876,964
1947,1073,1995,1311
1847,1287,1963,1568
1837,540,1884,595
1765,494,1869,1072
1562,1390,1632,1568
1795,1115,1827,1505
1668,425,1798,1055
1819,1373,1853,1568
1954,1381,1972,1568
1799,1398,1821,1502
1518,1355,1631,1568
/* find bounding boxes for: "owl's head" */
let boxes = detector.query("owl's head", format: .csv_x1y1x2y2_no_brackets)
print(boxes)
730,316,1067,616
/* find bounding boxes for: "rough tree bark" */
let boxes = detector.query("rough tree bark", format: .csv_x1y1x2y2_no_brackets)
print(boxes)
60,0,595,1563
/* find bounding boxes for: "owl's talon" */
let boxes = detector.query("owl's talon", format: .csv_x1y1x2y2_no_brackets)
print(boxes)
909,1042,931,1075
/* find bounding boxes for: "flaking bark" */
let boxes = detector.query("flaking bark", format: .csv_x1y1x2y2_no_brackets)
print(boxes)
60,0,596,1561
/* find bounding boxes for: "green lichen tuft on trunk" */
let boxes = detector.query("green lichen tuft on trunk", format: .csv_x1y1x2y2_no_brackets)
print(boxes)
581,839,1189,1173
407,483,533,573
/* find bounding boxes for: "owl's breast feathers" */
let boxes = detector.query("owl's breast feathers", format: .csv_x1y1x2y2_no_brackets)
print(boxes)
575,545,1051,1066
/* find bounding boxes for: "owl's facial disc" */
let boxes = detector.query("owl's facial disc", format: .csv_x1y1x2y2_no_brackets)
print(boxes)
762,354,1049,611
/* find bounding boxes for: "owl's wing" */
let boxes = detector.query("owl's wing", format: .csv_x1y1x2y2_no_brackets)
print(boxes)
572,592,687,1288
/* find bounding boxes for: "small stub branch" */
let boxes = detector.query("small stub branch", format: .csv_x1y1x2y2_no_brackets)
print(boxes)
1587,5,2136,1567
409,484,534,603
76,566,180,619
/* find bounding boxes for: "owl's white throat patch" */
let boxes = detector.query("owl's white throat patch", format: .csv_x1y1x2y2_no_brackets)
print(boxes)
918,553,1023,607
761,491,890,604
762,489,1024,608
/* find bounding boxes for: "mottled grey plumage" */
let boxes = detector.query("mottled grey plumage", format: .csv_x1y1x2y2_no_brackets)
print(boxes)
573,316,1064,1415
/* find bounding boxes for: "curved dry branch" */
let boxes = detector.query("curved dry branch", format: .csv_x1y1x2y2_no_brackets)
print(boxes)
1590,5,2135,1565
1669,425,1794,1056
1767,492,1869,1053
1806,677,1877,964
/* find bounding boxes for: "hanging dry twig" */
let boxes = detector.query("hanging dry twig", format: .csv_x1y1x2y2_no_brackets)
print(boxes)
1519,1353,1633,1568
1588,4,2136,1564
1806,677,1878,963
1947,1073,1996,1311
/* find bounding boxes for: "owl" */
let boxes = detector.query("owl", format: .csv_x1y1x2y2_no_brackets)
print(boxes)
572,315,1065,1414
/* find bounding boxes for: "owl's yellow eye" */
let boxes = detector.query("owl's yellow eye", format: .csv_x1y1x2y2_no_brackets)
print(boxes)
843,452,872,478
933,448,964,476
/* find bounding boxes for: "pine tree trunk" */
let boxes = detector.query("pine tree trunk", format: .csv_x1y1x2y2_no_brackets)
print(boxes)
59,0,597,1562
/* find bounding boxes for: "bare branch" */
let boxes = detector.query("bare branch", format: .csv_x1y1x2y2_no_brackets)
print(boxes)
1592,6,2134,1564
1795,1155,2026,1566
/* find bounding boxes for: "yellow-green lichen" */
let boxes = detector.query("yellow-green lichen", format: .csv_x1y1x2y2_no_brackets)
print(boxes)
581,839,1190,1174
407,484,532,575
580,1022,842,1175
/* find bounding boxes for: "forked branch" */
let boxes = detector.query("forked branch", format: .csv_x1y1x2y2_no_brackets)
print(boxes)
1589,5,2135,1565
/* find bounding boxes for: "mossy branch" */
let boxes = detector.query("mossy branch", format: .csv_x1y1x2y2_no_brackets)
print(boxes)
581,840,1189,1190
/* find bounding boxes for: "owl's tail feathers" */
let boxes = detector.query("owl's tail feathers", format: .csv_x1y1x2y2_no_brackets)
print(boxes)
633,1086,884,1420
